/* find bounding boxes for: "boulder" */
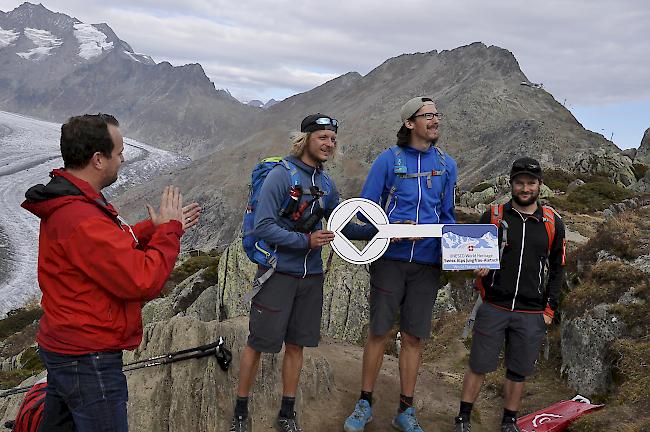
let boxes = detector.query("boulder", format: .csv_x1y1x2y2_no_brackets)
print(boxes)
560,304,626,396
142,268,215,326
573,149,637,187
566,179,585,194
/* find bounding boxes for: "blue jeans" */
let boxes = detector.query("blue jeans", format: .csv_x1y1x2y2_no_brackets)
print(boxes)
38,347,129,432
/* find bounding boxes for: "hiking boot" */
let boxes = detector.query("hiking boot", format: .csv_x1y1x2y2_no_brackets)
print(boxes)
501,422,521,432
344,399,373,432
454,416,471,432
391,407,424,432
230,415,251,432
275,412,303,432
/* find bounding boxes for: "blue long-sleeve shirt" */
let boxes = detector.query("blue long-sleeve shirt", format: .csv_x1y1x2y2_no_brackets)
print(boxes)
360,145,457,265
255,156,375,277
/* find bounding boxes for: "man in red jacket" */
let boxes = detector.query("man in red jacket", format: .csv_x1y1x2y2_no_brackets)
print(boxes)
21,113,200,432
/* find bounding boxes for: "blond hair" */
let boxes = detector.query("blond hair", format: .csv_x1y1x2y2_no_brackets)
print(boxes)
288,131,338,159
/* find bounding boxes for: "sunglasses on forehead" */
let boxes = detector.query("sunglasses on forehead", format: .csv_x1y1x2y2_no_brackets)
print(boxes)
312,117,338,127
512,162,541,172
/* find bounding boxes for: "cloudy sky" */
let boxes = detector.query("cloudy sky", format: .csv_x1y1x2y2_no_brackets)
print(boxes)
1,0,648,149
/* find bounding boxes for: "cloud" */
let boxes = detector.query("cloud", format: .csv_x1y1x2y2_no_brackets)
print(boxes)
0,0,648,105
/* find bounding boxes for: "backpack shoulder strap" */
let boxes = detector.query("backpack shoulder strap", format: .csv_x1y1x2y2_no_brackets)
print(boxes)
541,205,557,255
280,159,301,188
489,204,504,226
384,146,404,212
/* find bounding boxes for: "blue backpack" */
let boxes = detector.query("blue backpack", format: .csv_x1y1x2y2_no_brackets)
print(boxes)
241,157,332,302
242,157,300,269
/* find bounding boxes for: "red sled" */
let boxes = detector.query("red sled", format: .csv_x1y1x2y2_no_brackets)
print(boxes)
517,396,604,432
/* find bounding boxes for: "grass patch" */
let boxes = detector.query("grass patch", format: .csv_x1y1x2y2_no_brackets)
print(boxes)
562,261,647,317
163,252,221,295
0,308,42,340
548,181,636,213
0,347,45,390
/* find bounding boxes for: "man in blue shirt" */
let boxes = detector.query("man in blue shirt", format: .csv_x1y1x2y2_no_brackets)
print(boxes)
344,97,457,432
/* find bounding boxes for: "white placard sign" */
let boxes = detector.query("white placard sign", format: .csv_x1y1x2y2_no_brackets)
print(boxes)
441,224,500,270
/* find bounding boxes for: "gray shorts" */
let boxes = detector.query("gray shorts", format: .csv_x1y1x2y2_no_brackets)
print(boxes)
247,271,324,353
369,258,440,340
469,303,546,376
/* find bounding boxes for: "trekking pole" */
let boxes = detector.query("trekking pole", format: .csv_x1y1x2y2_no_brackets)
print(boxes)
0,385,32,399
122,337,232,372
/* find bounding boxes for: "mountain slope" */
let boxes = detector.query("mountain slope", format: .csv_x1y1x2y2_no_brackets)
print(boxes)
0,2,256,156
116,43,619,250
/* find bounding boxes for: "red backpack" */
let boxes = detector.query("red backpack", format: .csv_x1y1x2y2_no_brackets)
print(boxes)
8,381,46,432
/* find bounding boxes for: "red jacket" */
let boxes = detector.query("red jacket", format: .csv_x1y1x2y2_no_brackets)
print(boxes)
21,169,183,355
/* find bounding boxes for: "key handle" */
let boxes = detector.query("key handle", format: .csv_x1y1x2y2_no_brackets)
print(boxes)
328,198,445,265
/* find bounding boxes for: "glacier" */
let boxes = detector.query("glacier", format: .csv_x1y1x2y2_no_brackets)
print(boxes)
0,111,188,318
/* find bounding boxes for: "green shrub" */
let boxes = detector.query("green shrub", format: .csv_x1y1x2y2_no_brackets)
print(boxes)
165,252,221,294
0,308,43,340
470,182,492,193
548,181,635,213
543,168,577,192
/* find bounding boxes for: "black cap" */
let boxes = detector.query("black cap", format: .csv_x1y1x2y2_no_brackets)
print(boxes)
510,157,543,180
300,113,338,133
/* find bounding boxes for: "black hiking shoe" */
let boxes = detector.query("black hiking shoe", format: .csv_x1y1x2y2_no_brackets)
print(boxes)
500,422,521,432
275,412,303,432
230,414,251,432
454,416,471,432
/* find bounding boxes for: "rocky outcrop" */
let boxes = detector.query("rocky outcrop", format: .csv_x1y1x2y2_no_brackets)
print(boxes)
123,316,334,431
560,305,626,396
574,149,637,187
636,128,650,162
142,268,213,326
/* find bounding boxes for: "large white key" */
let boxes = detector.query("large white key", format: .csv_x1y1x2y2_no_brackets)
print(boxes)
327,198,445,265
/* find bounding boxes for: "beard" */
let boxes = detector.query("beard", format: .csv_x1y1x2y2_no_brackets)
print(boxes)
512,190,539,206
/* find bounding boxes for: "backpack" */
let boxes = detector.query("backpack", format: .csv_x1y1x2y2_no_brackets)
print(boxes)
475,203,558,298
241,157,331,302
383,146,449,213
7,381,46,432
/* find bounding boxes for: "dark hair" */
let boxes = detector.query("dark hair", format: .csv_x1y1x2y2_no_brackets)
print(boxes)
396,124,411,147
60,114,119,169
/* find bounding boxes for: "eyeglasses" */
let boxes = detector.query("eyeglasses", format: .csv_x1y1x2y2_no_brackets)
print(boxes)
313,117,339,127
412,112,443,120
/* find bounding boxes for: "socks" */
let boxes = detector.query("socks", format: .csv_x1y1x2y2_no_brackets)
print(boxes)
399,394,413,413
458,401,473,421
234,396,249,418
503,408,518,424
360,391,373,406
279,396,296,418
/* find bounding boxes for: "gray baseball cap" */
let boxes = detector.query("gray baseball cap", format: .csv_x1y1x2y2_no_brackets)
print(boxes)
400,96,436,122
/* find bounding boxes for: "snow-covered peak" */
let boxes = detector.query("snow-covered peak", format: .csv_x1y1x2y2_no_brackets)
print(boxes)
16,27,62,60
73,23,113,60
0,26,20,49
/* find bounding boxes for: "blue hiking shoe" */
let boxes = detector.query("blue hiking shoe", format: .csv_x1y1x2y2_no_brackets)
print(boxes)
343,399,373,432
392,407,424,432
